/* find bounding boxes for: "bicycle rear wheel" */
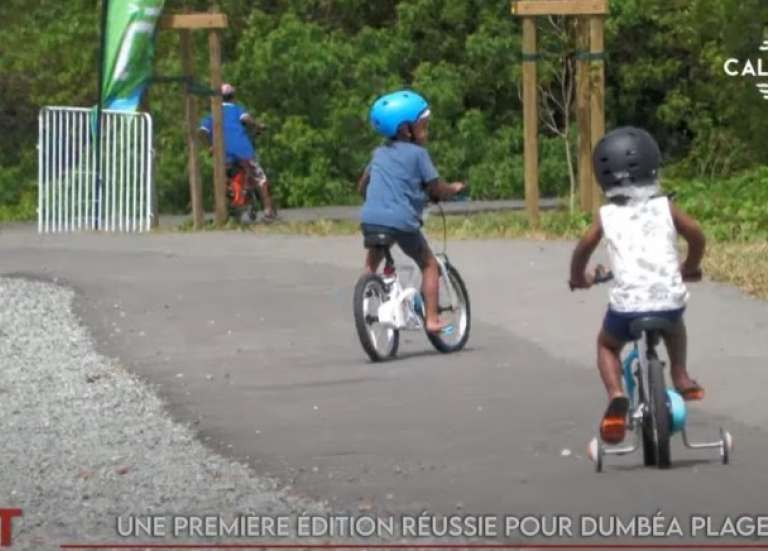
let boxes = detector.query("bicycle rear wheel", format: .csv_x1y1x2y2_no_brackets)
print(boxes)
648,356,671,468
426,261,471,353
353,273,399,361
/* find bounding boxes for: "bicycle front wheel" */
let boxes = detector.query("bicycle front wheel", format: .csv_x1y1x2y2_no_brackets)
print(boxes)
353,273,399,362
648,357,671,469
426,261,471,353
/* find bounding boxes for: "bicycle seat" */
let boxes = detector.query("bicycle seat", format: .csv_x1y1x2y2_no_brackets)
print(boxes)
628,316,676,339
363,232,395,249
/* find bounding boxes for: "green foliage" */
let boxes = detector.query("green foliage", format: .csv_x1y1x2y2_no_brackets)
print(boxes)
1,0,766,218
666,168,768,242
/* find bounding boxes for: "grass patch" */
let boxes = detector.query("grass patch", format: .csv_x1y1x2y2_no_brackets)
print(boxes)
189,210,592,241
704,241,768,301
174,207,767,301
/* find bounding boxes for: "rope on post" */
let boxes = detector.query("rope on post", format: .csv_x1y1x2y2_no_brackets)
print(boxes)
574,50,605,61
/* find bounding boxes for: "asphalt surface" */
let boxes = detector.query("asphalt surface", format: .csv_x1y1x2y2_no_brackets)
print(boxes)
2,224,767,543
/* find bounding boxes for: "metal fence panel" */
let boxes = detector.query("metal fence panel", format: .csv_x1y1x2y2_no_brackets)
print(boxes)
38,107,153,233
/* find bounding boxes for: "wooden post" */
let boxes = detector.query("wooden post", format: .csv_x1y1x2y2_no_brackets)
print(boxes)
575,18,592,213
522,17,540,226
208,25,227,225
589,15,606,215
180,30,203,229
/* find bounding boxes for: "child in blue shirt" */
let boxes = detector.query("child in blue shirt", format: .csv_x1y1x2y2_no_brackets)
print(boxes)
358,90,464,334
199,83,275,219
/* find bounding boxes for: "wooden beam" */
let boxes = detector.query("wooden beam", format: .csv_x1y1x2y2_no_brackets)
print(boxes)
589,15,606,215
208,28,228,225
512,0,608,16
159,13,228,30
522,17,540,226
575,18,592,212
180,30,203,230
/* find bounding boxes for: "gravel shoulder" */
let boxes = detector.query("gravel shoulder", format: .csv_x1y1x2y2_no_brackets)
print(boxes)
0,277,324,550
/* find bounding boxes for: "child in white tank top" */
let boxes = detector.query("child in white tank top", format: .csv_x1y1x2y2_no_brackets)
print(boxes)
569,127,706,445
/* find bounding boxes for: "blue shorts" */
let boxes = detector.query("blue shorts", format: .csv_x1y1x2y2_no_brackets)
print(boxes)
603,307,685,342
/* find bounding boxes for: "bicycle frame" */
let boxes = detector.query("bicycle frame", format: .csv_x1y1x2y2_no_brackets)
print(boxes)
602,336,652,457
372,247,424,332
372,205,459,331
600,329,727,461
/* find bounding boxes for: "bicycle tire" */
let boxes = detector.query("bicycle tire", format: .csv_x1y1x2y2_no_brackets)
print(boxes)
353,273,399,362
641,411,657,466
648,356,672,468
632,357,657,466
426,262,471,353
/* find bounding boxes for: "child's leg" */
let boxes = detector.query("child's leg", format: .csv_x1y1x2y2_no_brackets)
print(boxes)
597,329,626,400
255,179,275,217
250,162,275,217
364,248,384,273
238,159,255,189
420,251,443,333
597,328,631,443
662,319,705,400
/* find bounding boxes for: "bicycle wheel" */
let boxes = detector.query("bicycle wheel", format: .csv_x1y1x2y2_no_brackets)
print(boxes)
353,273,399,361
648,356,672,468
641,409,657,466
631,357,657,466
426,261,471,353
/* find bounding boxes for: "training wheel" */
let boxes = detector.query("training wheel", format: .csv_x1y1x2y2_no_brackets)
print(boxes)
720,428,733,465
587,437,604,473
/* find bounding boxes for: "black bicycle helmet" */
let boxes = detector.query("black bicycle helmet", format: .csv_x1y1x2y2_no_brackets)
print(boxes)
592,127,661,192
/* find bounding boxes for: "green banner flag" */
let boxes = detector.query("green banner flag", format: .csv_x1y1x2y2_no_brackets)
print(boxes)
101,0,165,111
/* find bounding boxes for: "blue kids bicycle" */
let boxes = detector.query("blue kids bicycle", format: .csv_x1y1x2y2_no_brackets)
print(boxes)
587,268,733,472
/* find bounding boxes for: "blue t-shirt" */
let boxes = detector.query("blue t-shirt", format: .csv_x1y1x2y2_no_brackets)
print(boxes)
199,102,256,162
360,141,439,232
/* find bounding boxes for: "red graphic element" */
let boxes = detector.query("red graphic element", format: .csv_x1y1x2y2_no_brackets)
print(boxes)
0,509,22,547
58,544,768,550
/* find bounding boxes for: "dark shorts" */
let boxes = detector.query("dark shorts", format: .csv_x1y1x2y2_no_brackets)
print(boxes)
226,157,268,186
603,307,685,342
360,223,430,266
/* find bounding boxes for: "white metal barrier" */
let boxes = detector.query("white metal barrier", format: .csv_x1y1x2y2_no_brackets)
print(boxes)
38,107,154,233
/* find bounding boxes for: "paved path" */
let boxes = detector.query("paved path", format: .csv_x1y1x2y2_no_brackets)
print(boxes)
1,226,767,542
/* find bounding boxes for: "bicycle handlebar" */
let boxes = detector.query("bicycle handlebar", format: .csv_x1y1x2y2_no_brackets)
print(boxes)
593,264,614,285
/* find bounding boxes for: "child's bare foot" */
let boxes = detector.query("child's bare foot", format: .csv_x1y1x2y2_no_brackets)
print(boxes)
671,372,705,401
425,318,451,335
674,379,705,401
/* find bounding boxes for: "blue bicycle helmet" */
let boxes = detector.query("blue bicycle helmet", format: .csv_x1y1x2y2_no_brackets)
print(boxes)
369,90,429,138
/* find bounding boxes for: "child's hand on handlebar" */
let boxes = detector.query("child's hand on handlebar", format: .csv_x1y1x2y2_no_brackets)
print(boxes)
568,272,594,291
448,181,466,195
569,264,612,291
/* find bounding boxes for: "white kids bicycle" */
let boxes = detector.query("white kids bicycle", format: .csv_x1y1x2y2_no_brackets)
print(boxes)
353,204,471,361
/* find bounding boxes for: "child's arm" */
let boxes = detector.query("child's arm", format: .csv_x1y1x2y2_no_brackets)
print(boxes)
241,114,267,135
197,128,212,149
569,218,604,289
357,168,370,199
424,179,465,202
670,204,705,281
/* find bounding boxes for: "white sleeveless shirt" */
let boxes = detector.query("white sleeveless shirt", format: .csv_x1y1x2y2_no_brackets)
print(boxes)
599,196,688,313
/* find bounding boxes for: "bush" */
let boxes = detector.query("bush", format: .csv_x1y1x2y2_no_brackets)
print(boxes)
666,167,768,241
